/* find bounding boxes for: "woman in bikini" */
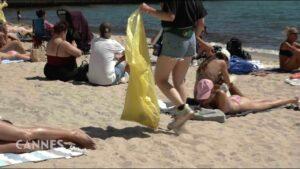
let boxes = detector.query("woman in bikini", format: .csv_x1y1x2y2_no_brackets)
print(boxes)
0,117,95,153
0,23,31,61
196,79,299,114
194,48,243,99
44,21,87,82
279,27,300,71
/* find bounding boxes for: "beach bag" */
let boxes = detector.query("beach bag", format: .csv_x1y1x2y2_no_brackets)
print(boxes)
226,37,252,60
229,56,258,74
121,10,160,129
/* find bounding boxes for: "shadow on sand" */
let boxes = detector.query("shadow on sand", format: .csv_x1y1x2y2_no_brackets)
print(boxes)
81,126,176,140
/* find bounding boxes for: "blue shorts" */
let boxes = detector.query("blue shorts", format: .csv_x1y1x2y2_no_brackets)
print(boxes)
113,62,128,85
160,32,197,59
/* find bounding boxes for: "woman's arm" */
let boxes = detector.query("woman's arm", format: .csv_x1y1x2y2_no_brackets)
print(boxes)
284,42,300,55
195,19,214,56
63,41,82,58
294,42,300,49
140,3,175,22
220,61,231,85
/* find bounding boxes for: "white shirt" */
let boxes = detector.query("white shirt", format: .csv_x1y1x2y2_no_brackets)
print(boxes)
87,37,125,85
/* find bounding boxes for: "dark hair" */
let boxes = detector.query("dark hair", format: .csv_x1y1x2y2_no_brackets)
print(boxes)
36,9,45,18
99,22,112,39
53,21,68,34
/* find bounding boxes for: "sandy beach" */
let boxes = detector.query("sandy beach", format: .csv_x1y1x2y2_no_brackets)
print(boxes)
0,36,300,168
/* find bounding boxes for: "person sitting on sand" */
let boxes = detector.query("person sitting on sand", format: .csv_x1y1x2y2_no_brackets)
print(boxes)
44,21,87,82
196,79,299,114
36,9,54,32
0,117,95,153
194,47,243,99
279,27,300,71
87,22,129,86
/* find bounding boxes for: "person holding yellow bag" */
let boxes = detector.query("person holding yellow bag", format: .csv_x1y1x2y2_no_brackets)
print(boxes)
140,0,213,131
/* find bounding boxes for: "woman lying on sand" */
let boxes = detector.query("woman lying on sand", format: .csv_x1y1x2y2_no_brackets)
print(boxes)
0,118,95,153
194,48,243,99
279,27,300,71
0,23,31,61
196,79,299,114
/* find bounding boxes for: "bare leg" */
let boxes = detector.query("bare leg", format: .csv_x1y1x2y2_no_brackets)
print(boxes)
172,57,192,103
281,54,300,71
237,98,298,113
0,142,41,154
15,53,31,60
0,40,27,54
212,90,232,113
0,121,95,149
212,91,297,114
155,56,185,106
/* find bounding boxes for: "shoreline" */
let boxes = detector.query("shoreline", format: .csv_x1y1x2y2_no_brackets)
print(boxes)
7,0,160,7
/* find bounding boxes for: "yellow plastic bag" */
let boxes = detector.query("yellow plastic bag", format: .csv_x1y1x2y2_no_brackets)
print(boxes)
121,10,160,129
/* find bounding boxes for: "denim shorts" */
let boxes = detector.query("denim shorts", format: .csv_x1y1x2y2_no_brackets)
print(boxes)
113,61,128,85
160,32,197,59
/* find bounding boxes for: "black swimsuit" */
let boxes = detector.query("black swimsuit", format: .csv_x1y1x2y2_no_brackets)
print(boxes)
44,41,87,82
279,50,293,58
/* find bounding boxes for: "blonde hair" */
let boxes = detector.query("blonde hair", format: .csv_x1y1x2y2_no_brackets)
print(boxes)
284,26,298,37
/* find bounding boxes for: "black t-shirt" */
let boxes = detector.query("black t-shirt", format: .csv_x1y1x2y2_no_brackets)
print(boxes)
161,0,207,28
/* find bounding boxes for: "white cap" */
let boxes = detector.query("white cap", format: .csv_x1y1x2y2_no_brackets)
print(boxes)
221,48,231,60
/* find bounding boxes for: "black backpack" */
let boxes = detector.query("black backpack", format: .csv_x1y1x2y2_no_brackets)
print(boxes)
226,37,252,60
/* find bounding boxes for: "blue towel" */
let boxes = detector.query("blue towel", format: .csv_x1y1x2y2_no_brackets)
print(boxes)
229,56,259,74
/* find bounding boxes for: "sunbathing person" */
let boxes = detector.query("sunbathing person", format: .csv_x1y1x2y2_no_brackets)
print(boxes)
44,21,87,82
279,27,300,71
0,23,26,54
87,22,129,86
194,48,243,99
0,51,31,62
196,79,299,114
0,24,31,61
0,118,95,153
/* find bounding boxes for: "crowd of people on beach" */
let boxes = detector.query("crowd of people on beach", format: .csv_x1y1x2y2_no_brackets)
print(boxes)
0,0,300,154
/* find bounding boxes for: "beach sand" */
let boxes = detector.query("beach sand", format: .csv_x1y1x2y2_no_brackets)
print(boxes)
0,37,300,168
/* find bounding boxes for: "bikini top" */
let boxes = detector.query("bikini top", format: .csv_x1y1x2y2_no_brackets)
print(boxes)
46,41,76,66
279,42,294,58
279,50,293,58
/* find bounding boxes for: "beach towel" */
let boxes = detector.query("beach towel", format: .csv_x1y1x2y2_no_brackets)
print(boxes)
290,73,300,79
229,56,259,74
285,78,300,86
159,100,226,123
0,147,85,167
1,59,24,64
121,10,160,129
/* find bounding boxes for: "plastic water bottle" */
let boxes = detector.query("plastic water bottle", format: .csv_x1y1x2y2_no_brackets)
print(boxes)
220,83,231,97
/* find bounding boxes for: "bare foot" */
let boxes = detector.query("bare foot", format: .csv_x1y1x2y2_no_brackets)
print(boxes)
71,130,96,150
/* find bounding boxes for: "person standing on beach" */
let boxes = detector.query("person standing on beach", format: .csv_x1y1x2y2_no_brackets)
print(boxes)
140,0,213,131
17,10,22,23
